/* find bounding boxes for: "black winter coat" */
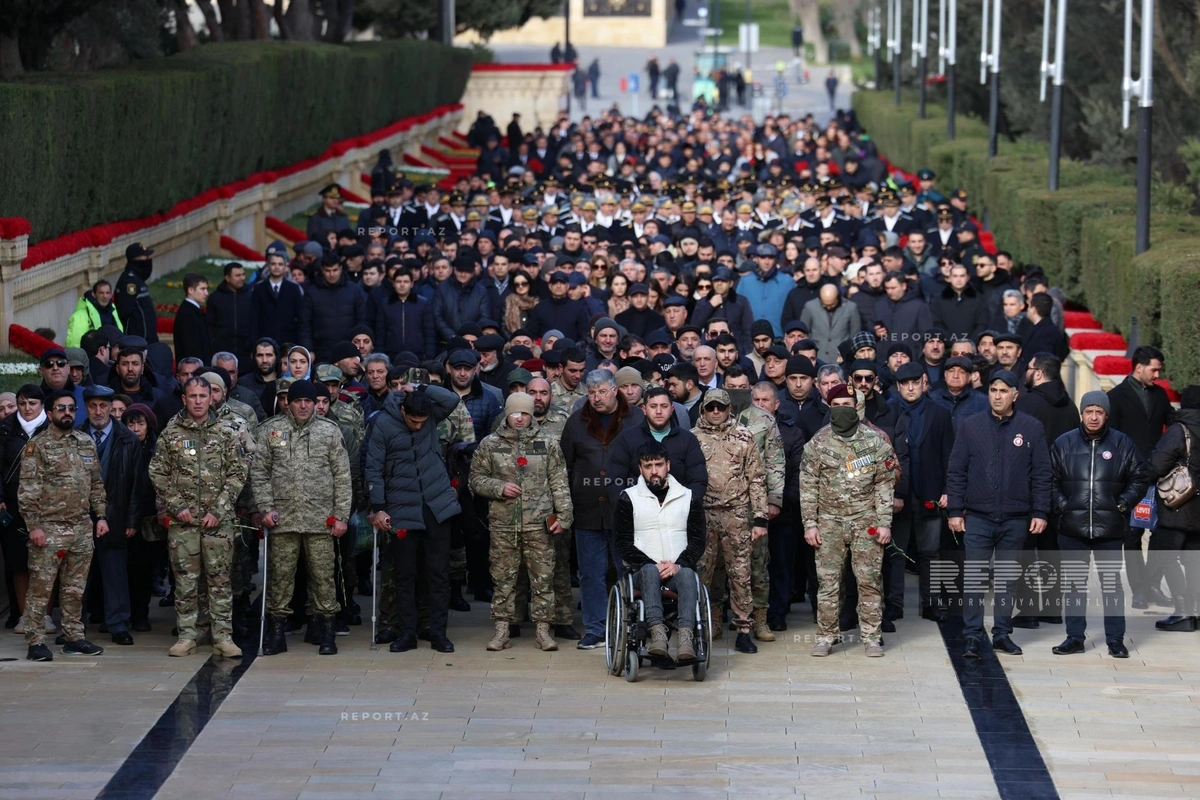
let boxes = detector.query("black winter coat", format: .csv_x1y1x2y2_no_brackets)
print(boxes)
433,277,495,343
1146,409,1200,533
207,281,254,364
946,410,1052,521
300,272,368,361
114,261,159,344
606,417,709,502
690,292,755,352
874,288,933,341
775,408,808,507
560,398,645,530
362,386,462,530
1107,376,1172,458
930,285,990,341
172,301,213,364
614,305,665,339
373,291,436,360
1051,425,1147,541
89,420,144,548
0,413,49,520
893,398,955,511
1015,380,1080,446
527,295,590,341
249,278,304,347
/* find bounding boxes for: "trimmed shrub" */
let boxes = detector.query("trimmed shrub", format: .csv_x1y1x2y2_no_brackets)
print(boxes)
0,40,473,243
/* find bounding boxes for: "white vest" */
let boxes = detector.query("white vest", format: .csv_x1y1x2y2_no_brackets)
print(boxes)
625,475,692,564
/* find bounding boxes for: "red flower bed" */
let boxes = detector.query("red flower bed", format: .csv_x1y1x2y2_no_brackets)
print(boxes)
219,236,263,262
9,324,60,357
1092,355,1131,375
1070,332,1128,351
0,218,32,238
157,317,176,335
1063,311,1102,329
266,216,305,241
1155,379,1181,402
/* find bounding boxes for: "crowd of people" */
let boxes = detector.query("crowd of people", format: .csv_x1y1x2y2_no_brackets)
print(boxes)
2,101,1198,665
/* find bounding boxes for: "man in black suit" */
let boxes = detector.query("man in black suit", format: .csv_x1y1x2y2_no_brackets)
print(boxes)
172,272,213,364
1107,345,1173,609
250,243,304,346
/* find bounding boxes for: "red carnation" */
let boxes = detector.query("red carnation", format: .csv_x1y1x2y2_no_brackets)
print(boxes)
396,528,407,541
867,527,878,537
450,478,460,489
517,457,528,468
924,501,936,510
56,549,66,559
326,516,337,527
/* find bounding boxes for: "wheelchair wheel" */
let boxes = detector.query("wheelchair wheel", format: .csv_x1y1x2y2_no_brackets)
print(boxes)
605,584,626,676
625,647,640,682
694,583,712,682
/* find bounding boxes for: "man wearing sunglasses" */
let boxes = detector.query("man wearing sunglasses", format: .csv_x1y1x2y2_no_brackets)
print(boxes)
20,389,109,661
38,347,85,413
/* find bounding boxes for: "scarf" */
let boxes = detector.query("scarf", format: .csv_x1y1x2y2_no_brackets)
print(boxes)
19,410,46,438
505,292,539,335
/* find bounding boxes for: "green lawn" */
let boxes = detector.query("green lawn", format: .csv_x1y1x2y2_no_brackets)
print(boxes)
715,0,795,49
146,257,260,319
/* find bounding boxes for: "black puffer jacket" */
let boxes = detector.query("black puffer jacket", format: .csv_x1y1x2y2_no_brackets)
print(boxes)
362,386,461,531
206,281,254,364
1146,409,1200,532
1051,425,1148,540
300,271,368,362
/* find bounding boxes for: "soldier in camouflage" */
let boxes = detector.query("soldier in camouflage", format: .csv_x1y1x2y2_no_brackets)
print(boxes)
691,388,769,654
316,363,367,621
470,392,573,652
20,390,109,661
252,380,353,657
736,402,785,642
801,383,898,658
149,377,249,659
550,348,587,410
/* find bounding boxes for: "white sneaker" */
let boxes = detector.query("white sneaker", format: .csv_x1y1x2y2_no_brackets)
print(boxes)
12,616,26,634
43,615,57,633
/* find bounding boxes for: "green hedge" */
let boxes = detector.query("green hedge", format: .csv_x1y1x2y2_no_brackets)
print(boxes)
853,90,1200,384
0,41,473,243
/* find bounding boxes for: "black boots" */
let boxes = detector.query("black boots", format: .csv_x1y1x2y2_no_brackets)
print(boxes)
318,615,338,655
262,616,288,655
449,582,471,612
1155,596,1199,632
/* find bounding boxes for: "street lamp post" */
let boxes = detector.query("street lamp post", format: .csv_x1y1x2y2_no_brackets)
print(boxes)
564,0,571,117
1123,0,1155,254
869,5,883,90
890,0,903,105
916,0,929,118
941,0,957,139
980,0,1002,157
1039,0,1067,191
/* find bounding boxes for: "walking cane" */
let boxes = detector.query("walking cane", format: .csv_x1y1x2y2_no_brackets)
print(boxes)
370,525,379,651
257,523,269,656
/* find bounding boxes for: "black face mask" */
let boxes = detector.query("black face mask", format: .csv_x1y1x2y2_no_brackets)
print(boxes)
130,258,153,281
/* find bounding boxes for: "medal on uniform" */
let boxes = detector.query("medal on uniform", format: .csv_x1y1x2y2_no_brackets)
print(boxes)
182,439,197,455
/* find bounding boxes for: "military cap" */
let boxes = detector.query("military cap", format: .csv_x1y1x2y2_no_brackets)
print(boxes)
275,376,295,394
681,201,697,212
702,389,732,409
917,168,936,181
507,367,534,387
319,184,343,199
126,242,154,260
465,210,482,222
315,364,344,383
950,187,969,200
936,207,955,220
522,207,539,220
581,198,599,212
735,202,753,214
697,204,715,216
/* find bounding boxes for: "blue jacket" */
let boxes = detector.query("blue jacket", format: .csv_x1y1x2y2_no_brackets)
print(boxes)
459,377,502,442
736,267,791,336
299,272,368,361
373,291,436,360
945,409,1052,522
929,384,989,430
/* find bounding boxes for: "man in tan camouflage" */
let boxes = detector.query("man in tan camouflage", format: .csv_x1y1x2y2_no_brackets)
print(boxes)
149,377,249,658
692,388,769,654
252,379,353,656
801,383,898,658
20,389,109,661
470,392,573,652
736,398,785,642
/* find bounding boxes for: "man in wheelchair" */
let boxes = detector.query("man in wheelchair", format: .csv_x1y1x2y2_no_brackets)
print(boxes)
613,441,706,664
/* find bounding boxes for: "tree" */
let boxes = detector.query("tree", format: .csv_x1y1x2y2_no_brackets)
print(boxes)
788,0,825,63
358,0,562,40
832,0,862,60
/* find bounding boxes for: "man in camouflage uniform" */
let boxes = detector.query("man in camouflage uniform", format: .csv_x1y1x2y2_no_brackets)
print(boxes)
317,363,368,620
801,383,898,658
736,401,785,642
20,389,109,661
252,380,353,656
529,376,577,638
692,388,769,654
149,377,249,658
470,392,573,652
550,348,587,410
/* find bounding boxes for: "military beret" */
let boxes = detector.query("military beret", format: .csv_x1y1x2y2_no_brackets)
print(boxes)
824,382,856,404
522,357,545,373
893,363,926,382
786,355,817,377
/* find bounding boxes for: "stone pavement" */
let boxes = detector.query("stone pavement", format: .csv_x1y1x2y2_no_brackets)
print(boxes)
0,570,1197,798
489,4,849,124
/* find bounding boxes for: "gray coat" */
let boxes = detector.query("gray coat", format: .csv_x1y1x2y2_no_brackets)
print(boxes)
799,297,863,363
363,386,462,531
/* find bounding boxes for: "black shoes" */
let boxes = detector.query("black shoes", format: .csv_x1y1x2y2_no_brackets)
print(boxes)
1147,587,1173,607
429,634,455,653
473,587,493,602
1131,593,1149,610
27,644,53,661
881,619,896,633
734,632,757,653
1155,597,1198,631
304,621,321,645
262,617,288,655
389,633,418,652
62,639,104,656
922,607,948,622
132,619,151,632
449,584,471,612
317,616,338,656
1108,640,1130,658
1052,638,1085,655
159,593,175,607
1009,616,1040,629
111,631,135,646
962,639,981,659
992,636,1023,656
554,624,581,640
767,615,788,631
374,629,398,644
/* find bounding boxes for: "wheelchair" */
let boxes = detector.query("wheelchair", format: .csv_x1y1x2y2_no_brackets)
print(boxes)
605,567,712,682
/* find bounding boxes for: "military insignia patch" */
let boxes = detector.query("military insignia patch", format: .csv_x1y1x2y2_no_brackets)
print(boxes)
24,443,34,456
126,283,137,295
1013,434,1024,447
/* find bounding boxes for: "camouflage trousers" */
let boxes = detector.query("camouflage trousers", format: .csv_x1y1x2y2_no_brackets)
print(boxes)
815,520,884,644
24,523,92,647
490,526,556,623
169,524,235,642
449,546,468,584
751,535,771,611
230,522,257,599
697,506,754,634
267,531,338,617
515,527,575,625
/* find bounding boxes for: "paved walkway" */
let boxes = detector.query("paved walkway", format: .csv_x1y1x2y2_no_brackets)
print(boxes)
489,4,848,124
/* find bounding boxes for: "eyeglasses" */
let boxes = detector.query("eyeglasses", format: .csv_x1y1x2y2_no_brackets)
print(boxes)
42,359,68,369
851,374,875,383
513,281,530,287
703,403,730,412
52,404,76,412
696,283,713,290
